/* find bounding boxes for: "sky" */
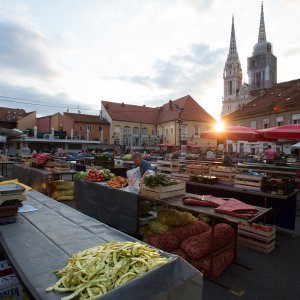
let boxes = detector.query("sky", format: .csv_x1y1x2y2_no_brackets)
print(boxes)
0,0,299,121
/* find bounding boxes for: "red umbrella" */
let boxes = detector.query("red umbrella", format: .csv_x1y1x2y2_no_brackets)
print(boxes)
201,126,261,141
157,143,176,147
256,124,300,140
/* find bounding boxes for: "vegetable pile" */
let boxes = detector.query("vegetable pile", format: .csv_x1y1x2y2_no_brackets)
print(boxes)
107,176,128,188
84,169,105,182
142,174,177,188
46,241,169,300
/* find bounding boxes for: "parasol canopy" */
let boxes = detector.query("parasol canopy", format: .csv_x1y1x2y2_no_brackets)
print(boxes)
157,143,176,147
201,126,261,141
255,124,300,140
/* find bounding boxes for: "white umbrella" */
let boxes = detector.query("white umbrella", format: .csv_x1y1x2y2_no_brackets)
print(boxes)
291,142,300,149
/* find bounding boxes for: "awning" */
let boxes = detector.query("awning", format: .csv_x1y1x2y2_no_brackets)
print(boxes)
157,143,176,147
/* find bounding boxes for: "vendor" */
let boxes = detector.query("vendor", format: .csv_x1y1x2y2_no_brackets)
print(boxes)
222,151,233,167
132,152,152,176
260,145,278,164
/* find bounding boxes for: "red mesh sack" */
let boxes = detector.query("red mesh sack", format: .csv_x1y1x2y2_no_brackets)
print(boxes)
169,220,211,243
180,223,235,259
171,248,191,262
147,233,162,249
180,230,212,259
191,246,235,278
159,231,181,252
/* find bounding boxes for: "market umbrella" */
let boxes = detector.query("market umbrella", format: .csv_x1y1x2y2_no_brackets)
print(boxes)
157,143,176,147
201,126,262,141
256,124,300,140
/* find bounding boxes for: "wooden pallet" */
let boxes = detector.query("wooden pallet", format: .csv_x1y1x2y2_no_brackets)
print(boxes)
139,180,186,200
209,166,236,184
234,173,263,191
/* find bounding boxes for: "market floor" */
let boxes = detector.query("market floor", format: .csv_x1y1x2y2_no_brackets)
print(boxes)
202,214,300,300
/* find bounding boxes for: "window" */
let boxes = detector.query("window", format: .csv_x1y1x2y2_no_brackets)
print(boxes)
87,125,92,131
103,139,108,143
292,114,300,124
229,81,232,95
276,116,283,126
170,127,174,135
114,139,119,145
250,120,257,129
114,126,120,133
133,127,139,134
124,126,130,134
194,126,199,135
165,128,169,135
263,118,269,129
79,126,83,130
99,126,103,132
80,135,84,140
142,127,148,135
152,129,156,135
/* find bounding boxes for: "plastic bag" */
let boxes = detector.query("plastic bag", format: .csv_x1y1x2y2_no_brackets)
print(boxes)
126,167,141,190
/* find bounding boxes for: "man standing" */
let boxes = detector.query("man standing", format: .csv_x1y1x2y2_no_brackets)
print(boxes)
131,152,152,176
260,145,278,164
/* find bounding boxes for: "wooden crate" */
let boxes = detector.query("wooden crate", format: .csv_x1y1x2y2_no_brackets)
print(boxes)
186,164,210,176
157,160,180,173
171,172,190,181
238,223,276,254
234,173,263,191
139,180,186,200
209,166,236,184
54,160,70,172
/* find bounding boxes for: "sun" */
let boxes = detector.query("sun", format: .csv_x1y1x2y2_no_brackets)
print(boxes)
214,120,225,132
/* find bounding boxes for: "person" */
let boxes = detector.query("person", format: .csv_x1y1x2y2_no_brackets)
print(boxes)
260,145,278,164
222,151,233,167
131,152,152,177
21,144,31,156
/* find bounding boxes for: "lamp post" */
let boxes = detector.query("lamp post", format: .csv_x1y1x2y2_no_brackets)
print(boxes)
176,108,184,151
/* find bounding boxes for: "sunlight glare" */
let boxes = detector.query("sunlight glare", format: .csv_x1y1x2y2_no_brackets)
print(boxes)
214,121,225,132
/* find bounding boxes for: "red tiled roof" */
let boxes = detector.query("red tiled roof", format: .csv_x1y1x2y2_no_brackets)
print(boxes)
157,95,215,123
223,79,300,121
101,101,159,124
102,95,215,124
63,112,110,124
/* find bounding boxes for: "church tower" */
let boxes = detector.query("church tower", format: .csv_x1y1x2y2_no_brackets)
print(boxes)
221,16,243,116
247,2,277,91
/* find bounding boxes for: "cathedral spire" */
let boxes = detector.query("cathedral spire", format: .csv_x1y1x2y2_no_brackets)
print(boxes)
258,2,266,42
228,15,238,57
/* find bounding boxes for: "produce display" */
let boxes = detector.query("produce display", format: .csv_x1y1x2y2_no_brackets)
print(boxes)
142,174,177,188
107,176,128,188
84,169,105,182
74,171,87,181
46,241,169,300
31,153,51,166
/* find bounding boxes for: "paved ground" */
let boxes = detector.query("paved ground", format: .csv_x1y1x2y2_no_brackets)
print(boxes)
4,166,300,299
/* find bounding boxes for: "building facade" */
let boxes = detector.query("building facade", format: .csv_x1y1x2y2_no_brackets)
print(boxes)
101,95,216,151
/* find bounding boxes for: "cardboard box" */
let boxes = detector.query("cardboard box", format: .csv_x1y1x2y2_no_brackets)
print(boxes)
0,273,23,300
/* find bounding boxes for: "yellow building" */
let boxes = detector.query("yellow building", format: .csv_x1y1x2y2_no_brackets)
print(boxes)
101,95,216,151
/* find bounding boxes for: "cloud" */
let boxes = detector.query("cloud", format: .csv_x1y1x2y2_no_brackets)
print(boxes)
0,21,59,80
283,47,300,57
0,80,95,116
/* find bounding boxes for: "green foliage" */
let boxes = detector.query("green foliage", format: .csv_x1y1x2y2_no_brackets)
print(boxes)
143,174,177,188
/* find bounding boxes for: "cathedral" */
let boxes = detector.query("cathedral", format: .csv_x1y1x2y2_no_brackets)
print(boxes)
221,3,277,117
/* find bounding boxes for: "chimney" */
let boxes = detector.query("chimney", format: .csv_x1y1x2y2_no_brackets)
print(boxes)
121,102,125,107
296,80,300,91
169,100,173,110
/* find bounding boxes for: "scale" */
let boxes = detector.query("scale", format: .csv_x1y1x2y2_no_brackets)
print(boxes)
0,184,26,206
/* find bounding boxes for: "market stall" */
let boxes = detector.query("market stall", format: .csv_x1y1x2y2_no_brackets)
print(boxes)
0,189,204,300
74,180,138,236
186,181,297,230
12,164,75,195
